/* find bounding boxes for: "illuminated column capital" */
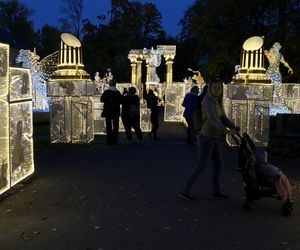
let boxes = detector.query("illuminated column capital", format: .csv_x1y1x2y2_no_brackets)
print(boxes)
129,56,137,84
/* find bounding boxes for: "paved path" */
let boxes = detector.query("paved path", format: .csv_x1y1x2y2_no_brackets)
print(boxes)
0,121,299,250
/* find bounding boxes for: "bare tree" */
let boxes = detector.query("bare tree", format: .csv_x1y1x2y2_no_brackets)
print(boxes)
60,0,83,38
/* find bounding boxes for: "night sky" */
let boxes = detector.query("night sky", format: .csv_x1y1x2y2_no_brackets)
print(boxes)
19,0,195,36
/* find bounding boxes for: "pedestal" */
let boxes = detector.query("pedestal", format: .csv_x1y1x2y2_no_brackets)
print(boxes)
0,43,34,195
225,83,273,146
48,79,94,143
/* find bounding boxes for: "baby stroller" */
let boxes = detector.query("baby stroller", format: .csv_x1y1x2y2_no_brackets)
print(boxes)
232,132,294,216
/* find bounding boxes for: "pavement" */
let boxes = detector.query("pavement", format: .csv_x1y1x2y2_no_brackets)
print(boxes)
0,119,300,250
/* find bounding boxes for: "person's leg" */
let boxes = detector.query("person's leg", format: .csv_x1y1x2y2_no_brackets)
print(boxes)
152,115,159,139
211,141,225,195
281,174,293,200
182,136,214,194
123,116,132,141
105,118,113,144
185,117,194,144
275,174,293,201
112,117,119,144
132,117,143,141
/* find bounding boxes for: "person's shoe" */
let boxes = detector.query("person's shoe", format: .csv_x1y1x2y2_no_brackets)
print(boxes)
282,200,294,216
212,192,230,199
179,191,196,201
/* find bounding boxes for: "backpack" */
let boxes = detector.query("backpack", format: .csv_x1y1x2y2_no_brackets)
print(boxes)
128,104,139,118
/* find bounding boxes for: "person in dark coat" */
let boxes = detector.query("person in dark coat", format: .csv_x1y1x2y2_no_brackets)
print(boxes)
121,86,143,141
101,79,122,145
182,86,199,145
146,89,160,140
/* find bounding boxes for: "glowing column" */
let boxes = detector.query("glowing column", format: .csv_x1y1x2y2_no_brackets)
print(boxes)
146,62,150,83
135,59,142,97
136,59,142,84
130,61,137,84
166,58,174,83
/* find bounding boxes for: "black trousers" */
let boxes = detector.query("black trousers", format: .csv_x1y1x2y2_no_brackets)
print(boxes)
184,116,196,144
122,115,143,141
105,117,119,144
150,112,159,139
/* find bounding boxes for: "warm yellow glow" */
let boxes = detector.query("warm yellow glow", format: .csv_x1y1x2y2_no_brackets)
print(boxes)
0,43,34,195
242,36,264,51
9,102,34,186
49,33,95,144
164,83,186,122
61,33,81,48
0,43,11,195
9,68,32,101
128,45,176,85
0,100,10,194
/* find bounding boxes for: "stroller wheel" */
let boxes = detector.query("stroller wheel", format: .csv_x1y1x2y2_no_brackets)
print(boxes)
282,201,293,216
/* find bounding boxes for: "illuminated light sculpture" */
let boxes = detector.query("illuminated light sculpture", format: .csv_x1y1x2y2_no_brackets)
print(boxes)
164,82,186,122
187,68,205,84
226,36,273,146
265,42,293,99
128,45,176,98
264,42,294,116
127,45,176,127
48,33,94,144
16,49,58,111
0,43,34,195
94,70,111,95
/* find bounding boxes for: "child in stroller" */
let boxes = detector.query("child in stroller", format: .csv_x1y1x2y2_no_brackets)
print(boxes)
233,133,294,216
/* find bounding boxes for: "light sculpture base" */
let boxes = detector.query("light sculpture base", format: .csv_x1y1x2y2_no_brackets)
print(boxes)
225,83,273,146
49,96,94,144
0,43,34,195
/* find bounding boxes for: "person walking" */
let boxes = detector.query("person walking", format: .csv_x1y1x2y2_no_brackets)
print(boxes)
101,79,122,145
180,80,238,200
182,86,199,145
146,89,160,140
121,86,143,142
